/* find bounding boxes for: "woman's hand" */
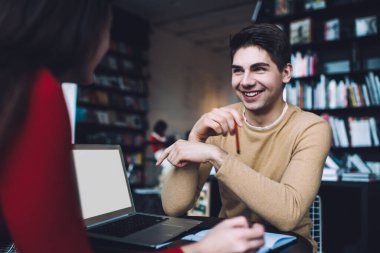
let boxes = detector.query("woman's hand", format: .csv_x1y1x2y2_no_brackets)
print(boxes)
181,216,265,253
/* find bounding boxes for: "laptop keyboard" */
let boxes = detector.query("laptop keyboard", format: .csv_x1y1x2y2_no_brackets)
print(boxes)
88,214,168,238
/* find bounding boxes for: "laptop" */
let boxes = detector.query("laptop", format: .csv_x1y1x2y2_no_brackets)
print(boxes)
71,144,201,248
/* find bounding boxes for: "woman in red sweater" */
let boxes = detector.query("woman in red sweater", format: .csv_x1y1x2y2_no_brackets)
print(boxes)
0,0,264,252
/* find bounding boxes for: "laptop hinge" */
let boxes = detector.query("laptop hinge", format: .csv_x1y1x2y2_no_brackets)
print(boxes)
87,213,133,229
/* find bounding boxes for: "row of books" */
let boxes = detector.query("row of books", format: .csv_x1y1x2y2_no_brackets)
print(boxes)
288,14,377,46
83,131,145,148
274,0,326,17
321,115,379,148
126,152,144,166
94,74,146,94
323,153,380,182
78,89,148,111
291,51,317,78
98,54,149,77
109,40,148,62
125,153,144,185
324,15,378,41
285,72,380,109
110,40,134,56
76,107,144,130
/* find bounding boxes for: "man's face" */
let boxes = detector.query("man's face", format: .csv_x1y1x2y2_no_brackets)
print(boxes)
231,46,291,115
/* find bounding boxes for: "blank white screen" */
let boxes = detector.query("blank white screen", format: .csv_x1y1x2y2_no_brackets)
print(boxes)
72,149,132,219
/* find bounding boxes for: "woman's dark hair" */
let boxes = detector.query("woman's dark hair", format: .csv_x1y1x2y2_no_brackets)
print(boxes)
229,23,291,72
153,120,168,136
0,0,112,157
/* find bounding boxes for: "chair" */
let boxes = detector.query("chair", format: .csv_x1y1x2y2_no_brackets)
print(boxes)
310,195,322,253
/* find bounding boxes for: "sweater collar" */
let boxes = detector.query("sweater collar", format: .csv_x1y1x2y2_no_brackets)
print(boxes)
243,102,289,131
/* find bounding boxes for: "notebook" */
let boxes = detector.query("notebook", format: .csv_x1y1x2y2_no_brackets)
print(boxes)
181,230,297,253
71,144,201,248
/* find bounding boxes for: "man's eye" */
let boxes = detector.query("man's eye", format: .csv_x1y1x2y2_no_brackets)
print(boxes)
232,68,243,74
253,67,266,72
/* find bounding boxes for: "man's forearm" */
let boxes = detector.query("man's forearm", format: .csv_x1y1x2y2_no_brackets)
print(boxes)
161,163,200,216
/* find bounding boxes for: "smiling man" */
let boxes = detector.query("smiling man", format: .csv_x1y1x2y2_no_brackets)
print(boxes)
158,24,331,253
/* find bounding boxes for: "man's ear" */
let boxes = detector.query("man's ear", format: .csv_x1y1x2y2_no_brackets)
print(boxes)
282,63,292,83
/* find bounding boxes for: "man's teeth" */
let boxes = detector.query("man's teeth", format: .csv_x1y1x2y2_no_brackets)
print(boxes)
244,91,261,97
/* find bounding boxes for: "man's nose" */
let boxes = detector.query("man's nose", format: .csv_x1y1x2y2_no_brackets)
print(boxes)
241,72,255,87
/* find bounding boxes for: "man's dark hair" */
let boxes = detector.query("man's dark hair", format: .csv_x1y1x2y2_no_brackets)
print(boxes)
153,120,168,136
0,0,112,156
229,23,291,72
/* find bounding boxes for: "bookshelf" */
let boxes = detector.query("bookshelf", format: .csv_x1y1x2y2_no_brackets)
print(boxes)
75,7,150,186
261,0,380,173
260,1,380,252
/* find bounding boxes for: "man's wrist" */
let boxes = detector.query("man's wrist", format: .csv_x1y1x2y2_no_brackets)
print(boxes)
208,146,227,170
188,131,204,142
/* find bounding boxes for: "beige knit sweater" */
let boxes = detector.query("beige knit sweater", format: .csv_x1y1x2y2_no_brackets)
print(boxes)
162,103,331,252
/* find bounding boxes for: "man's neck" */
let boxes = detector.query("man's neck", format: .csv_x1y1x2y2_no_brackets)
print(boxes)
244,100,286,128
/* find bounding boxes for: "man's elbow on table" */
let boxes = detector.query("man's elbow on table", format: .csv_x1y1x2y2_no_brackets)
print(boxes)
162,202,190,217
275,219,299,232
161,190,196,216
270,208,304,232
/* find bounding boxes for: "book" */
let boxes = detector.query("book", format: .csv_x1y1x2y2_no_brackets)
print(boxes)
250,0,262,22
322,60,350,74
369,117,380,146
367,72,380,105
348,117,372,147
341,172,377,182
324,18,340,41
304,0,326,10
355,15,378,37
367,161,380,179
274,0,295,16
182,230,297,252
364,57,380,71
257,232,297,252
328,79,337,109
290,18,312,45
336,117,349,147
325,155,340,170
322,168,340,181
347,154,372,173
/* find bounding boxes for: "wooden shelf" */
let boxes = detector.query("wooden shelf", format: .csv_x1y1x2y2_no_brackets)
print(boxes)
305,105,380,116
330,146,380,152
95,65,146,79
291,69,380,81
266,0,377,24
77,101,147,114
107,50,149,65
80,84,147,97
291,34,380,51
76,122,145,133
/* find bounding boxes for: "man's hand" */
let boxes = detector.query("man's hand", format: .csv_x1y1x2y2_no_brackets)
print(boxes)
188,107,243,143
156,140,227,169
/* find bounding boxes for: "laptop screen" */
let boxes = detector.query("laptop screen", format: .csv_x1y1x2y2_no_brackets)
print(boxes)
72,147,133,220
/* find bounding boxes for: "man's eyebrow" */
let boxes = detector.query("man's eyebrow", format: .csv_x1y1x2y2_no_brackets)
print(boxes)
251,62,270,68
231,63,270,68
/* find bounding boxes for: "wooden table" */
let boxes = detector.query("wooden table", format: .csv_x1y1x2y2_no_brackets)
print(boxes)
91,216,312,253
